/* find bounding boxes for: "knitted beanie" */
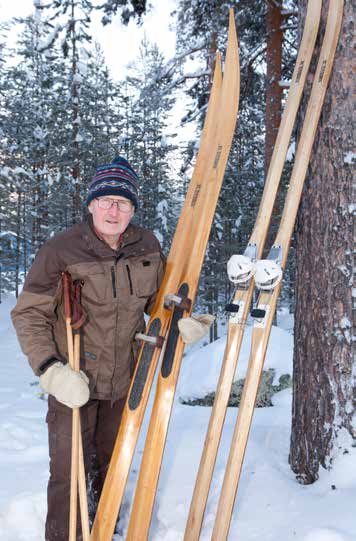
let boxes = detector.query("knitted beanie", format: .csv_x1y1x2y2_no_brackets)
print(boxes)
86,156,139,209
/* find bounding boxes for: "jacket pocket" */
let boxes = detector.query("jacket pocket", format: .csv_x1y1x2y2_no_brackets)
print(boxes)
79,262,108,302
80,341,101,390
128,253,162,298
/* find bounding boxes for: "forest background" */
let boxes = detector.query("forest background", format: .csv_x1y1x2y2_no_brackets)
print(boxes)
0,0,353,480
0,0,299,320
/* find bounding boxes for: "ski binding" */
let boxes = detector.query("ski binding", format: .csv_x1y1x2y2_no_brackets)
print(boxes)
164,293,192,311
226,300,246,324
227,243,257,284
135,332,165,348
254,245,283,290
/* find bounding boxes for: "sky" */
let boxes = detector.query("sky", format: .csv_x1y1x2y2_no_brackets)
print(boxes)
0,0,196,163
0,0,178,81
90,0,177,80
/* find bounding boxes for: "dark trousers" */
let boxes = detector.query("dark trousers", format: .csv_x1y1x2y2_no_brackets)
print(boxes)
45,395,126,541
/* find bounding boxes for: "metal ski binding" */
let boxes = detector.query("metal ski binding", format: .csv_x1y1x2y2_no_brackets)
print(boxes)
135,332,165,348
254,245,283,290
250,307,266,319
226,300,246,324
225,303,240,313
250,304,270,328
164,293,192,311
227,243,257,284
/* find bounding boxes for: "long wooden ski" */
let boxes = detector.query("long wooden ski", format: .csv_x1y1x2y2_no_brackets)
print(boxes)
90,35,224,541
183,1,322,539
126,9,239,541
212,2,343,539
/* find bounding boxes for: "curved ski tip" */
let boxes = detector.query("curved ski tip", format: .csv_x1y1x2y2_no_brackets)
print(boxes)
227,7,238,52
225,7,239,80
211,51,222,90
228,7,236,30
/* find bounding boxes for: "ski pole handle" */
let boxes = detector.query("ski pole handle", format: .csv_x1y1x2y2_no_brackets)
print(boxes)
72,280,86,330
62,271,73,320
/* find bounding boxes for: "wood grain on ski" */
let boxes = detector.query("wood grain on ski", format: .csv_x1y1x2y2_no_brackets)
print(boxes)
212,3,343,539
126,9,240,541
183,2,322,538
90,46,223,541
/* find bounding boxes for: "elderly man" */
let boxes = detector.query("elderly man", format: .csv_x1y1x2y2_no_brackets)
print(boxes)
11,156,166,540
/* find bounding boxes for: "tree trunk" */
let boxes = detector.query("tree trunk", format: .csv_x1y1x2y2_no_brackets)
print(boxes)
290,0,353,484
15,190,22,298
265,0,283,174
0,213,2,303
22,196,28,278
264,1,283,255
71,0,81,224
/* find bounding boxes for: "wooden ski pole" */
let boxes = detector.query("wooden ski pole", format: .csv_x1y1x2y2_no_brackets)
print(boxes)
72,280,90,541
62,271,79,541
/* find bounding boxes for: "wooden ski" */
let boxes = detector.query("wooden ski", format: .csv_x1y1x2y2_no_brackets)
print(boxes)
90,35,224,541
183,1,322,538
212,2,343,539
126,9,240,541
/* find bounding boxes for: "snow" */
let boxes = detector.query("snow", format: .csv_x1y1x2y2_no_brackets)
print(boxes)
0,230,17,238
153,229,164,246
301,530,354,541
33,126,47,140
178,323,293,400
73,73,83,84
0,295,355,541
336,265,350,277
37,25,62,53
0,166,11,178
286,141,296,161
343,152,355,165
12,166,32,177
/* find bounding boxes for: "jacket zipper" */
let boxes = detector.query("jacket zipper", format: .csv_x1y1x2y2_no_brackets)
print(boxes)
111,266,117,298
126,265,133,295
111,255,123,402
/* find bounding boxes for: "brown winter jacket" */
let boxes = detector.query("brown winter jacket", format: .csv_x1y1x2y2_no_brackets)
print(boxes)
11,217,165,402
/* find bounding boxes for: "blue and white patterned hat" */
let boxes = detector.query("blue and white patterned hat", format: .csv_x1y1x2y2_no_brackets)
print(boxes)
86,156,139,209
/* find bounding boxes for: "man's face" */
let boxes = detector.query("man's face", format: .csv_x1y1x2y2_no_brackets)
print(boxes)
88,195,134,238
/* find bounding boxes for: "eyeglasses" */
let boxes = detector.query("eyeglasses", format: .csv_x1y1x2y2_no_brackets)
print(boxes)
96,198,133,213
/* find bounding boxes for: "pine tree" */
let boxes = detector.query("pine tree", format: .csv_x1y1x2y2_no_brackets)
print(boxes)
123,38,179,252
98,0,147,25
290,0,353,482
0,1,135,296
41,0,94,223
172,1,266,331
0,10,63,277
79,42,120,196
173,0,299,330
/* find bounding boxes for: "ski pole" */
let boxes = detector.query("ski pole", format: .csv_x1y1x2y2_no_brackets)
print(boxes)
62,271,79,541
62,272,90,541
72,279,90,541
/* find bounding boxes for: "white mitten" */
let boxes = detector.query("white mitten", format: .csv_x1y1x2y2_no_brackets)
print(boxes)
39,362,90,408
178,314,215,344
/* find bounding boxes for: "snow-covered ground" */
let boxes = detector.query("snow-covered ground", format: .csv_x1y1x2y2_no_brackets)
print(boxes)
0,295,354,541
